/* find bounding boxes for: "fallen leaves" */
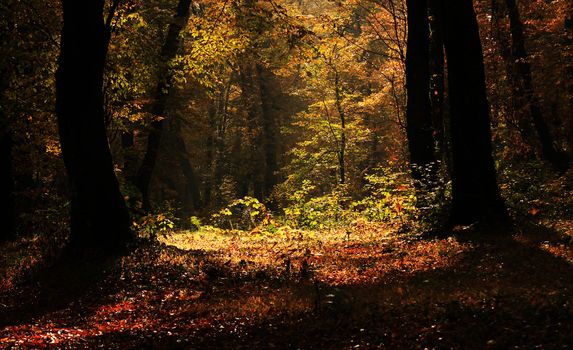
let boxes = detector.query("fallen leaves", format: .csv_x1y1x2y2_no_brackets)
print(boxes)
1,225,573,349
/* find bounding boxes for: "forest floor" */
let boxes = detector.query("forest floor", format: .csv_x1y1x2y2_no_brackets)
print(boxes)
1,220,573,349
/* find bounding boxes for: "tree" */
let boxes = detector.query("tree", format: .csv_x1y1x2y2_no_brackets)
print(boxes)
136,0,194,210
232,0,281,200
55,0,132,252
405,0,437,189
205,79,233,207
441,0,507,225
237,59,267,198
0,4,15,243
170,116,203,213
428,0,446,160
258,64,280,197
333,66,347,185
502,0,569,172
566,0,573,163
0,124,14,243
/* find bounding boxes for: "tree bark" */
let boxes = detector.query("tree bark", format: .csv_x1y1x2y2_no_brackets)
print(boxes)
238,61,266,199
171,118,203,213
334,69,346,185
428,0,446,160
232,0,278,201
55,0,132,252
135,0,193,210
565,1,573,164
257,64,279,196
120,131,137,181
211,82,230,206
504,0,569,172
405,0,437,187
1,59,15,242
204,104,217,206
441,0,507,225
1,17,16,242
0,130,14,242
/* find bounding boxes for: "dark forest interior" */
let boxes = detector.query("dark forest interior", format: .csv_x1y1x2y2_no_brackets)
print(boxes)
2,0,573,348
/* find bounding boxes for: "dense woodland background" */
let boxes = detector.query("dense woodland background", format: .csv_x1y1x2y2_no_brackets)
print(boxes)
1,0,573,348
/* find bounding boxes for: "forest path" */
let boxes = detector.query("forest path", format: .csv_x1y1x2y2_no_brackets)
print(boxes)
1,224,573,349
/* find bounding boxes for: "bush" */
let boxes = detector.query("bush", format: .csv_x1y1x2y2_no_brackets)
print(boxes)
497,159,570,221
132,204,178,240
410,162,451,230
351,168,417,224
283,180,355,229
188,216,202,232
211,197,268,230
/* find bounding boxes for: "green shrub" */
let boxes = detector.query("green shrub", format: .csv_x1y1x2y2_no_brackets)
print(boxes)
410,162,451,230
134,212,176,240
351,168,417,224
497,159,571,221
211,197,268,230
132,203,178,240
283,180,355,229
188,216,202,232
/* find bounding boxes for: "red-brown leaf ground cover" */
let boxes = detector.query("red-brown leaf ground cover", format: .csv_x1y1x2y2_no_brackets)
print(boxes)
1,223,573,349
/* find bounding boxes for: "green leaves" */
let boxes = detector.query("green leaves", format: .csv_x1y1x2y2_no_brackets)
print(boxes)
133,210,177,240
211,197,269,231
351,167,417,224
170,16,249,91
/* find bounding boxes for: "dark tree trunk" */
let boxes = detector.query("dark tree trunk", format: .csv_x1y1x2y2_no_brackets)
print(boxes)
233,0,278,201
334,70,346,185
204,84,229,207
121,131,137,181
178,149,202,213
209,81,230,206
490,0,538,152
367,114,382,169
257,64,279,197
428,0,446,159
55,0,132,252
232,128,249,199
135,0,193,210
441,0,507,225
504,0,569,172
0,130,14,243
565,2,573,164
0,65,15,242
212,132,226,204
204,105,216,206
405,0,437,186
490,0,532,143
171,119,203,213
238,61,266,199
0,17,15,243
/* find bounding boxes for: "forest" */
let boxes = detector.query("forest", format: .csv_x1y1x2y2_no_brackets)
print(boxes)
1,0,573,348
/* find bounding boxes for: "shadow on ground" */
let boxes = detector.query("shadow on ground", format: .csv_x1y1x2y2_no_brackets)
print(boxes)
1,224,573,349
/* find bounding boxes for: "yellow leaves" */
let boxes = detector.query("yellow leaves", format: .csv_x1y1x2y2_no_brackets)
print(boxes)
152,114,166,123
172,289,202,301
174,16,249,89
44,138,61,156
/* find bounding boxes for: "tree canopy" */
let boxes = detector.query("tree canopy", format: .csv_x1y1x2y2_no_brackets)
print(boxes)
1,0,573,348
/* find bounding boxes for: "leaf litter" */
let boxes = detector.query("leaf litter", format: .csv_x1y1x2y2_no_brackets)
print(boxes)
1,224,573,349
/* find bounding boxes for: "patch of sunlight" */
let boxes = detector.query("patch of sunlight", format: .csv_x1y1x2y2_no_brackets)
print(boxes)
157,223,395,270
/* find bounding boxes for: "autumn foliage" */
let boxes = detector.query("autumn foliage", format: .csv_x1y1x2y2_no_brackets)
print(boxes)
2,0,573,348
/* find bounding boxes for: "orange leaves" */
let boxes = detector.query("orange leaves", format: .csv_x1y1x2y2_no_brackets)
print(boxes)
312,237,470,286
1,324,91,349
162,289,203,302
4,223,573,349
94,300,136,317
